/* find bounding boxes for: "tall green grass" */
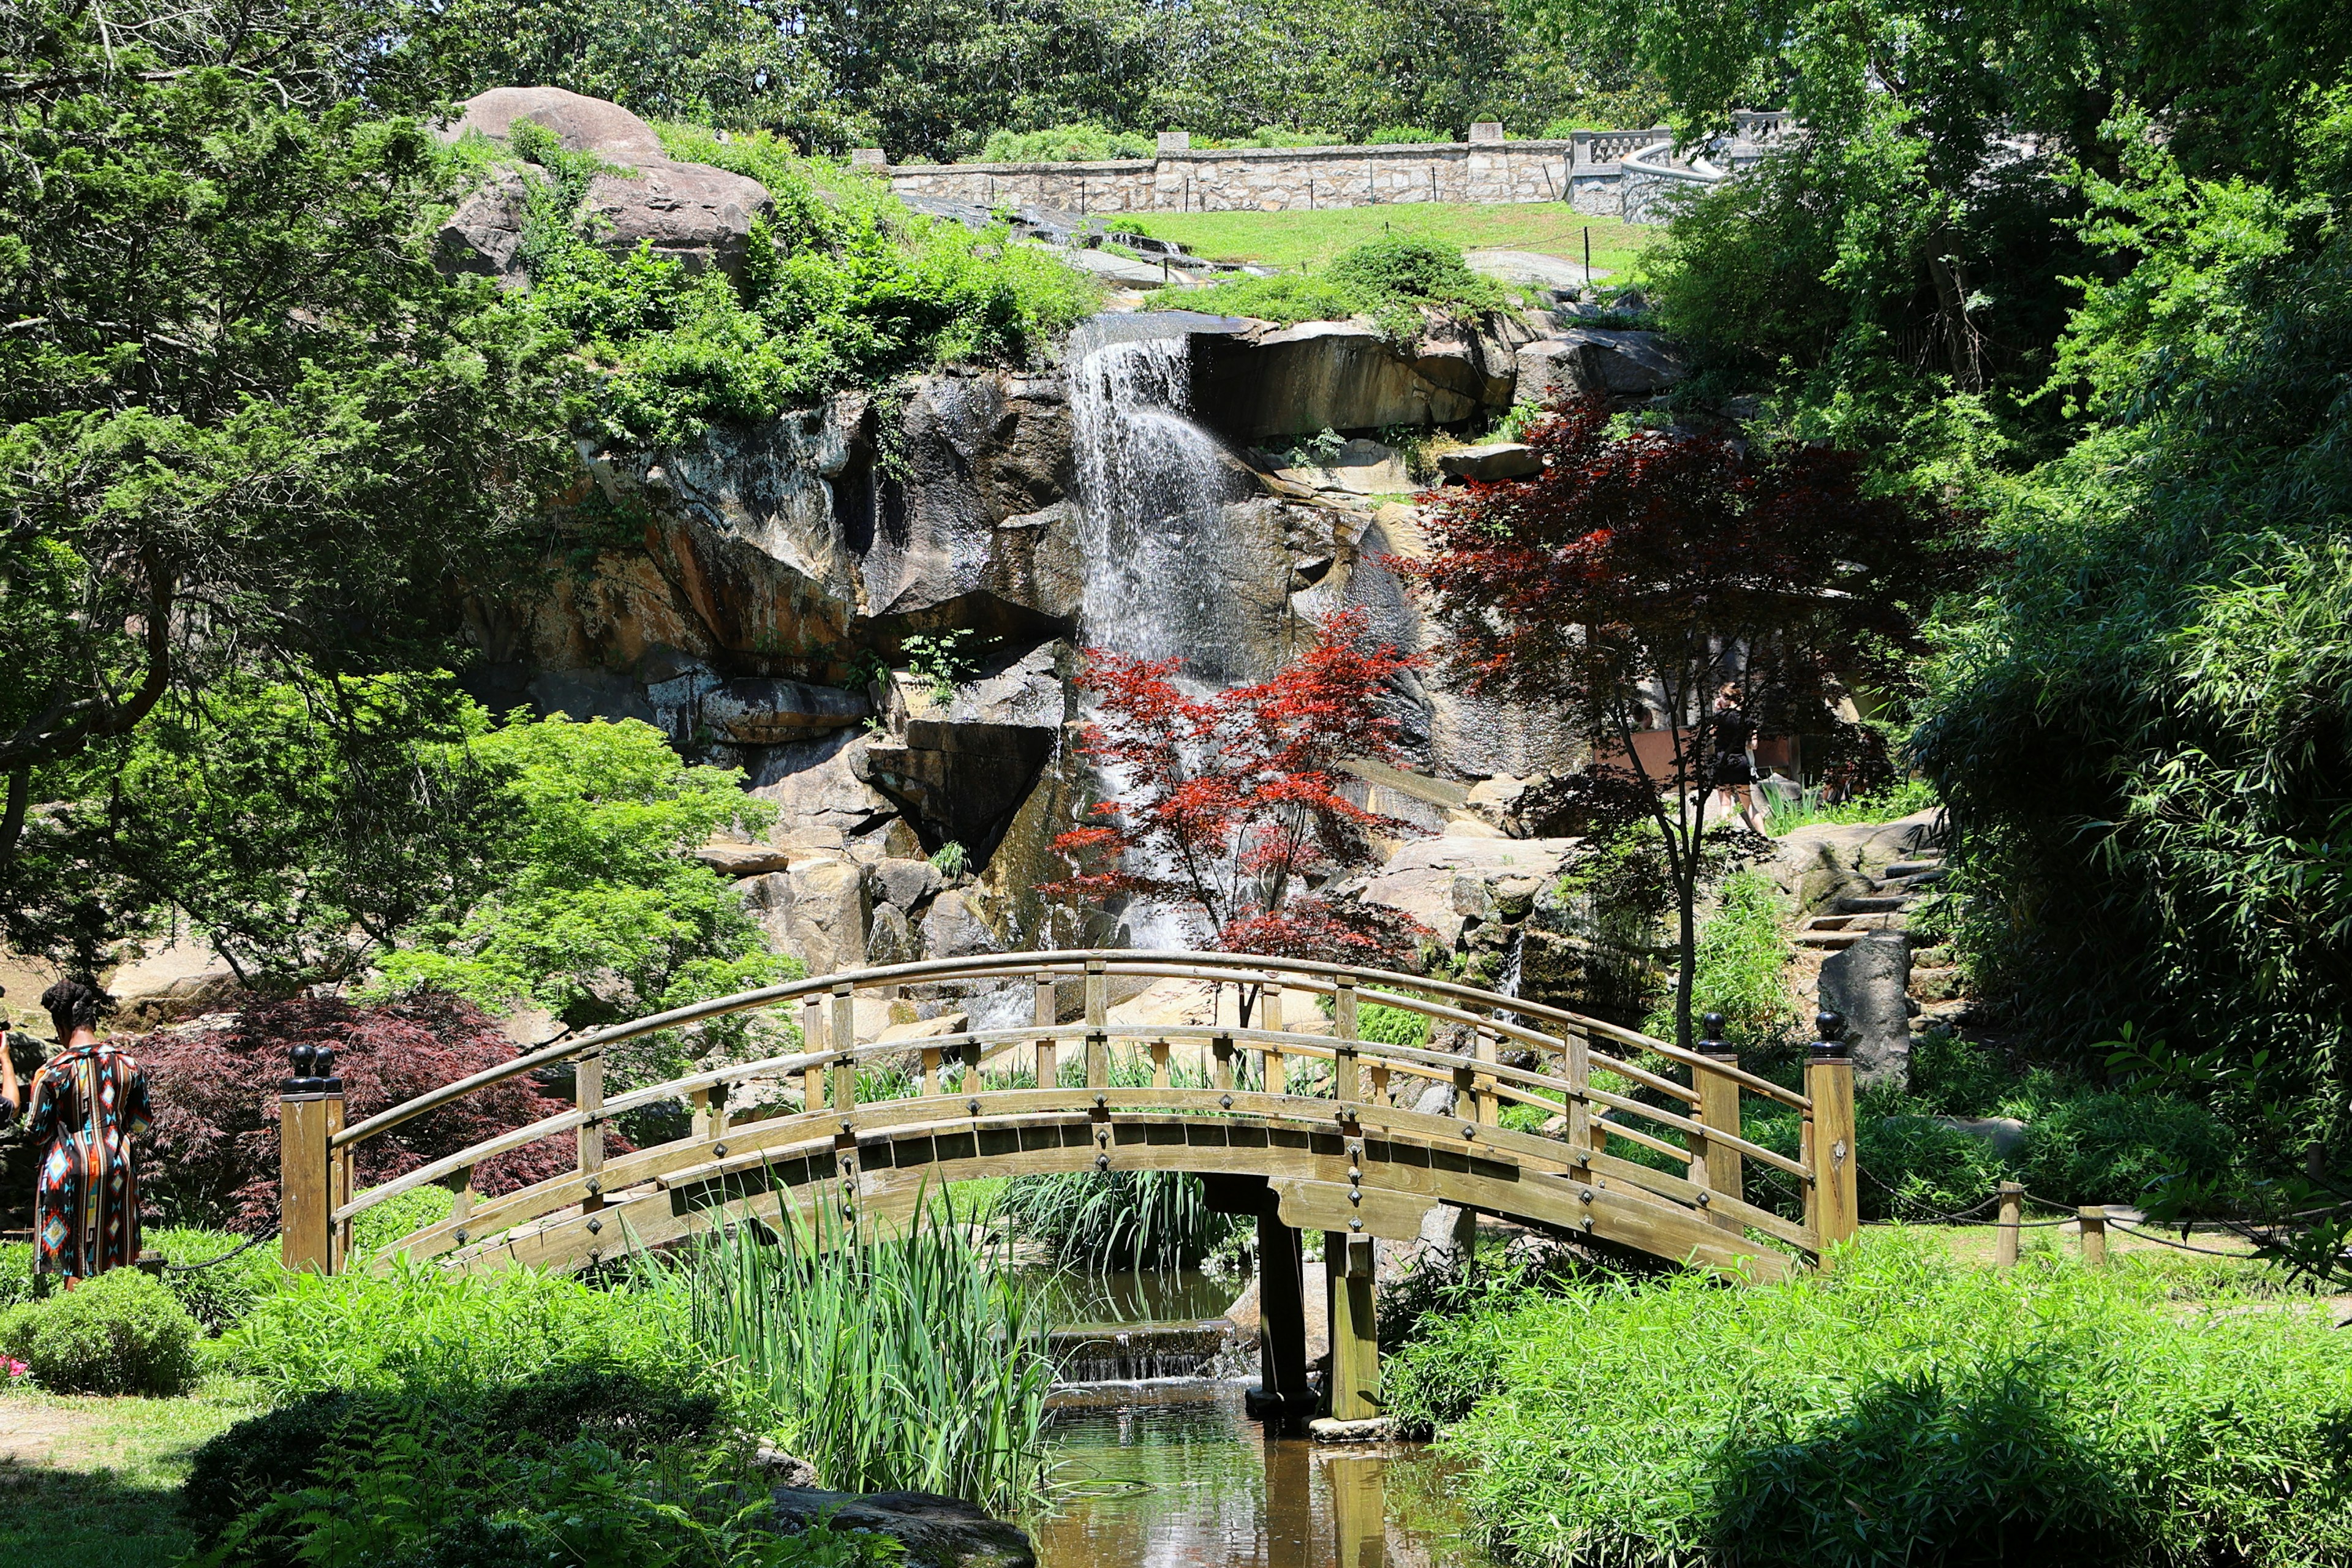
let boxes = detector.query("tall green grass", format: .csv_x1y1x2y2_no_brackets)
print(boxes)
1387,1230,2352,1567
642,1191,1053,1515
998,1168,1240,1272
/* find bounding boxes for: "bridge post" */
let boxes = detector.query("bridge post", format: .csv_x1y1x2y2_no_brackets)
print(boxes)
1805,1011,1858,1261
1246,1212,1314,1420
1333,976,1359,1101
1692,1012,1744,1232
1261,984,1285,1094
576,1048,606,1213
800,997,826,1110
1325,1231,1381,1420
1084,959,1109,1089
831,984,858,1112
278,1043,344,1275
1032,972,1058,1089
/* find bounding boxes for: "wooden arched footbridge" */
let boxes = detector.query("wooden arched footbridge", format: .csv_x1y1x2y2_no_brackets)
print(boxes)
276,951,1856,1420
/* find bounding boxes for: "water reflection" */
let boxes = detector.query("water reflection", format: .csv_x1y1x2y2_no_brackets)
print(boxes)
1035,1384,1489,1568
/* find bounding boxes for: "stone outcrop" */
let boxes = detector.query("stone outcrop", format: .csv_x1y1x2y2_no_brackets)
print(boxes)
435,86,774,281
1188,317,1523,440
1354,834,1578,950
1438,442,1542,482
1818,929,1914,1088
770,1488,1036,1568
1516,328,1687,405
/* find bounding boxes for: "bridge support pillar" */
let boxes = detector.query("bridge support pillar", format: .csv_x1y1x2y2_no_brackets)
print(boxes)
1245,1214,1314,1420
1325,1231,1381,1422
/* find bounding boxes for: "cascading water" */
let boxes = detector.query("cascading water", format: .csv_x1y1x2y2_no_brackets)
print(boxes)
1066,316,1250,685
1064,316,1256,948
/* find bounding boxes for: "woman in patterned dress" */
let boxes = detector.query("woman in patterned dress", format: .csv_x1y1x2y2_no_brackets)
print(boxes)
24,979,153,1285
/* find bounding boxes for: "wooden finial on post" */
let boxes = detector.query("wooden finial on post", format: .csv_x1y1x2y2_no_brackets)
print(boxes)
1804,1010,1858,1263
1995,1181,2024,1269
279,1042,345,1275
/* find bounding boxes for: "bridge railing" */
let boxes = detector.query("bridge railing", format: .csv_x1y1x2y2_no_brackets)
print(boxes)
275,951,1856,1274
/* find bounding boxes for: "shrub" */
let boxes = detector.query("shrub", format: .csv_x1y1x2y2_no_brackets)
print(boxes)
1387,1231,2352,1566
0,1242,43,1310
347,1183,458,1261
1365,124,1451,144
184,1367,888,1568
0,1266,200,1395
183,1362,725,1555
1000,1167,1242,1270
135,991,585,1234
146,1226,287,1332
214,1260,682,1400
978,123,1155,162
1152,235,1506,341
2015,1086,2245,1212
1641,869,1796,1050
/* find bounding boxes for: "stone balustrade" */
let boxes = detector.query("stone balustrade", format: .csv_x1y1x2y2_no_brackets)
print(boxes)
865,126,1784,222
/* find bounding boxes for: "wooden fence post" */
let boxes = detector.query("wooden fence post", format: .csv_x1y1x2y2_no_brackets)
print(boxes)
801,997,826,1112
1995,1181,2024,1269
1333,976,1359,1102
1325,1230,1381,1420
1084,959,1109,1090
1804,1011,1858,1262
2077,1205,2108,1267
1033,972,1058,1090
1261,983,1285,1095
1693,1012,1744,1233
831,984,858,1114
279,1042,345,1274
576,1048,606,1213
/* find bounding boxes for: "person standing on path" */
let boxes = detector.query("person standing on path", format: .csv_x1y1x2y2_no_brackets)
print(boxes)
1706,684,1768,836
23,979,152,1286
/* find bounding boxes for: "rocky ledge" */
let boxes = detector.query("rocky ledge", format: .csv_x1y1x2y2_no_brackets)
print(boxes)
771,1487,1036,1568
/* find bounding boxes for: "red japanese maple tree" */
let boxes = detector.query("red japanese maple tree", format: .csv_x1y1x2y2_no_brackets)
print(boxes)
1396,398,1973,1049
1049,608,1432,990
135,990,606,1233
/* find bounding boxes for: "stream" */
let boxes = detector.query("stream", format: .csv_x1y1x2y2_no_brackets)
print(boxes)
1030,1272,1497,1568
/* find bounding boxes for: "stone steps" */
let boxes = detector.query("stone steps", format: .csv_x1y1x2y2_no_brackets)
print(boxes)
1834,893,1911,914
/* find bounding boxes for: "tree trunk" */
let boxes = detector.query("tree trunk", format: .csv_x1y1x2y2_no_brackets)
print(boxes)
1673,866,1698,1052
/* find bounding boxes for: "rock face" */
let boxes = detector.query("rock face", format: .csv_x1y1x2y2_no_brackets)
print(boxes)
1354,835,1578,949
1516,329,1687,404
770,1488,1036,1568
1189,318,1523,439
1768,813,1940,915
1819,930,1915,1088
435,86,774,281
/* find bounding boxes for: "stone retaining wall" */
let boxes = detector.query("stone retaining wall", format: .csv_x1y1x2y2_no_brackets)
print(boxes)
882,129,1703,221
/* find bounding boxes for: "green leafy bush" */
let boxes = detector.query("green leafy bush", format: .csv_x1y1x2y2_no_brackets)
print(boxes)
146,1226,287,1332
1388,1231,2352,1566
1641,869,1795,1050
2015,1087,2245,1212
495,126,1099,447
0,1243,43,1311
1153,236,1506,341
979,123,1155,162
186,1365,886,1568
184,1362,725,1555
214,1260,682,1400
346,1183,458,1262
0,1266,200,1396
1365,125,1451,144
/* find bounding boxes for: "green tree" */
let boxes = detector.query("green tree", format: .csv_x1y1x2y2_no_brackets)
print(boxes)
376,712,793,1082
0,0,573,913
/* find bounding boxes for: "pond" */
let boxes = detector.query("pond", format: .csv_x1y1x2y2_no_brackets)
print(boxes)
1030,1270,1495,1568
1038,1384,1493,1568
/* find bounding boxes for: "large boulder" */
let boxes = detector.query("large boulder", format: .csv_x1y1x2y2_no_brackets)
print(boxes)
437,86,774,281
701,678,870,743
1188,318,1517,440
770,1488,1035,1568
1819,930,1913,1089
1517,329,1687,404
1768,811,1940,916
1354,835,1578,949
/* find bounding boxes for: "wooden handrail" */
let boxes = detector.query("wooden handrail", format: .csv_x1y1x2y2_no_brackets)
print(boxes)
332,949,1807,1153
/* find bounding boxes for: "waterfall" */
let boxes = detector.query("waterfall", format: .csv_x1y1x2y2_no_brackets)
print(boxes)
1066,317,1248,685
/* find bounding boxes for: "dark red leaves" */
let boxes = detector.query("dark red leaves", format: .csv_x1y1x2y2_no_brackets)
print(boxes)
1047,608,1433,967
133,990,608,1234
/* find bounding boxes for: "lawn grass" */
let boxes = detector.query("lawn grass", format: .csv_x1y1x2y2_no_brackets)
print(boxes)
0,1374,265,1568
1120,203,1654,277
